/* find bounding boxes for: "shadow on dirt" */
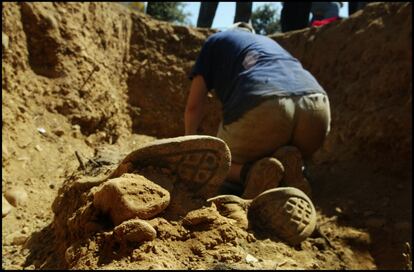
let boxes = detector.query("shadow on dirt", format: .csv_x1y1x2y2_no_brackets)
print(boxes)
309,159,412,269
23,224,62,269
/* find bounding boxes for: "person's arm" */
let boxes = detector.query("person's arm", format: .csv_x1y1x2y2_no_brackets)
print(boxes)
184,75,209,135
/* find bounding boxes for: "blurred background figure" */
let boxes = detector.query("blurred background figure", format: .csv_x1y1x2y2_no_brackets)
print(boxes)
197,2,253,28
280,2,312,33
310,2,342,27
311,2,342,21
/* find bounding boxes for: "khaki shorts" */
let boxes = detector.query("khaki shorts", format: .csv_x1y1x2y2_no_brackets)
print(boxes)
217,93,331,164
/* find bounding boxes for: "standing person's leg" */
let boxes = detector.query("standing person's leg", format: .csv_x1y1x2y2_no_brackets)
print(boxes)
281,2,312,32
197,2,219,28
234,2,253,23
348,2,359,16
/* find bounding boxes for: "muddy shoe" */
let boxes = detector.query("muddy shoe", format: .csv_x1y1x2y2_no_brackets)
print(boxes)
109,135,231,199
247,187,317,245
273,146,312,197
207,195,251,229
242,157,285,199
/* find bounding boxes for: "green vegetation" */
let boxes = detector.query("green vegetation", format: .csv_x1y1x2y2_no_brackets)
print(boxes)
251,4,281,35
146,2,191,25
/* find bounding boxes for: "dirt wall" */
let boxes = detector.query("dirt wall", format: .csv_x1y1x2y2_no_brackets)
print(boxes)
271,2,412,176
2,2,412,270
5,2,410,176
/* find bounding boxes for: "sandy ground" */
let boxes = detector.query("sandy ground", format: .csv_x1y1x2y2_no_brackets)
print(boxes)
2,2,412,270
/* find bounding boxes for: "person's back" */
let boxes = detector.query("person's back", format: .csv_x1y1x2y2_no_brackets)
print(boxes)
186,25,331,200
191,29,325,125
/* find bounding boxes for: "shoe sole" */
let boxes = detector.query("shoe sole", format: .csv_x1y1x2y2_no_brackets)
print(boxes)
207,194,250,228
273,146,312,197
109,135,231,198
207,194,251,208
242,157,284,199
247,187,316,245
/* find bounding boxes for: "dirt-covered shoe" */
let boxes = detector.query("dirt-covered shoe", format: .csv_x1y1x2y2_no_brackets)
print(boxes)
273,146,312,197
109,135,231,199
207,194,250,228
242,157,285,199
247,187,317,245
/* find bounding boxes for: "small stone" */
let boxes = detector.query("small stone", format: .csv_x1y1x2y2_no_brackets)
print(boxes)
246,233,256,242
2,195,13,217
5,187,28,207
93,173,170,225
171,34,180,42
12,234,28,245
245,254,258,264
53,129,64,137
2,32,9,50
316,252,326,261
44,14,58,29
149,264,163,270
6,231,28,246
311,237,328,251
72,125,81,131
113,218,157,243
37,127,46,134
65,246,76,264
21,227,30,234
182,207,219,227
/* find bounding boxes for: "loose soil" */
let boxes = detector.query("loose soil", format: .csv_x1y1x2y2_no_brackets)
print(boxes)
2,2,412,270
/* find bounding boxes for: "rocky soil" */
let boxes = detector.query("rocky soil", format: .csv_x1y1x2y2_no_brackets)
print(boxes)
2,2,412,270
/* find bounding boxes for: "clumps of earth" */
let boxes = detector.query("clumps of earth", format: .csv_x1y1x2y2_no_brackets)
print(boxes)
37,159,343,270
50,162,253,269
2,2,412,270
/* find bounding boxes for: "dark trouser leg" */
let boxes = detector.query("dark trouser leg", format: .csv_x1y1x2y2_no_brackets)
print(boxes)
234,2,252,23
348,2,359,16
281,2,312,33
197,2,219,28
349,2,367,16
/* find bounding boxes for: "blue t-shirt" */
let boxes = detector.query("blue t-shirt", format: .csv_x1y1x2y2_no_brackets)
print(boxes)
190,29,326,124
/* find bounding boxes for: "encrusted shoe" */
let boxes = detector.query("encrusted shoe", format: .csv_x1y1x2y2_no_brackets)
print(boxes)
109,135,231,199
207,194,250,228
273,146,312,197
242,157,285,199
247,187,317,245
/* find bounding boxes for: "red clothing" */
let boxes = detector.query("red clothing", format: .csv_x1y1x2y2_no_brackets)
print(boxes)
311,16,340,27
